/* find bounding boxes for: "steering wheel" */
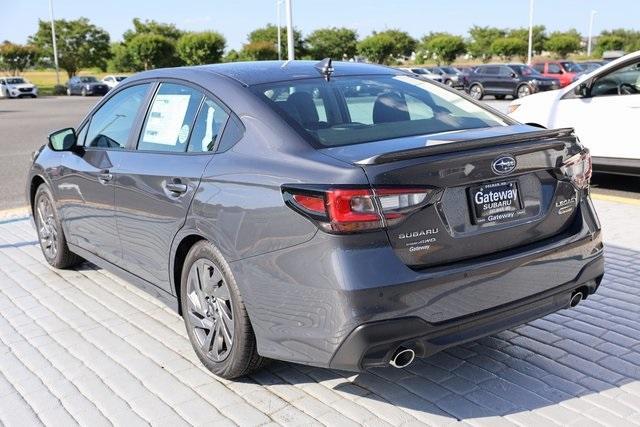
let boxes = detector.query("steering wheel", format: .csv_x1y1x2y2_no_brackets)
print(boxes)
618,83,638,95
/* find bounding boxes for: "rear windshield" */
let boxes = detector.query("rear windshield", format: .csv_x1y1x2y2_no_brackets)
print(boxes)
252,75,507,147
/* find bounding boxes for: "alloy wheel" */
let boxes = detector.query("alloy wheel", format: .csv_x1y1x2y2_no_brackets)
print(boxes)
186,259,234,362
469,85,482,99
37,195,58,259
518,85,531,98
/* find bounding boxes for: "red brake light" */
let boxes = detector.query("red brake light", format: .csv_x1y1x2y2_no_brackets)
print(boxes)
284,186,434,233
292,194,326,215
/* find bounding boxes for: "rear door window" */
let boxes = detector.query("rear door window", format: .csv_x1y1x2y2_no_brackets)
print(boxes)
187,98,230,152
137,83,203,152
548,63,563,74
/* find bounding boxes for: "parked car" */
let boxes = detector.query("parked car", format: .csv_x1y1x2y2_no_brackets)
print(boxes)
0,76,38,98
426,66,464,88
28,60,603,379
510,51,640,176
102,75,128,89
397,67,443,83
465,64,560,100
67,76,109,96
531,61,583,87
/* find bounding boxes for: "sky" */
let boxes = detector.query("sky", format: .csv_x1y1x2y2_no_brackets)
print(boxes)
3,0,640,51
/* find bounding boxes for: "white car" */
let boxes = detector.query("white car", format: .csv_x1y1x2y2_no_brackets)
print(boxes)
509,51,640,176
101,75,127,89
0,76,38,98
398,67,443,83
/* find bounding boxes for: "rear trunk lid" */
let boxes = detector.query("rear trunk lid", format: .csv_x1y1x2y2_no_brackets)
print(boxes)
320,124,583,268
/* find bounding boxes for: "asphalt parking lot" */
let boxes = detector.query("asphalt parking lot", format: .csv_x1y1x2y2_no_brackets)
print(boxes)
1,95,640,426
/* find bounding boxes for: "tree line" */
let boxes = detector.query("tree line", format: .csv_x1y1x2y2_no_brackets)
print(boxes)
2,17,640,78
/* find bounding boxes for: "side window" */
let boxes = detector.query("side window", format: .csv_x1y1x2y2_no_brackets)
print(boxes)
76,124,88,147
217,115,244,152
485,67,499,75
548,64,562,74
532,64,544,73
138,83,203,152
187,98,230,152
85,84,150,149
499,67,514,76
591,60,640,97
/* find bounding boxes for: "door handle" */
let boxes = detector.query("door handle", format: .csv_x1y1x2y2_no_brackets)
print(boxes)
165,181,188,194
98,170,112,184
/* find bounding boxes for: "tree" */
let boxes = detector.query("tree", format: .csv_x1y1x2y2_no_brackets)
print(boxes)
29,18,111,77
223,49,243,62
248,24,305,59
508,25,547,55
357,33,397,64
123,18,184,44
376,29,416,57
176,31,226,65
490,37,528,61
597,29,640,55
423,34,466,65
595,35,625,56
241,41,278,61
468,26,505,62
545,30,582,58
108,42,135,72
0,42,39,75
128,34,176,70
306,27,358,60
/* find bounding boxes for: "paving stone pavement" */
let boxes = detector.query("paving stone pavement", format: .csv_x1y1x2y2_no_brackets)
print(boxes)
0,199,639,426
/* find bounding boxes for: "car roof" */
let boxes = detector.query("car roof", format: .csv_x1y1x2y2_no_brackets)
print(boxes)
135,60,401,87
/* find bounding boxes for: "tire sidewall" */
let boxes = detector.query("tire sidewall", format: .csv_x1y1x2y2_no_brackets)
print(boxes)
180,240,252,378
470,84,483,100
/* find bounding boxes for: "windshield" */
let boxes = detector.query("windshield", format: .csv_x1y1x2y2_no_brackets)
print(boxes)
6,78,26,84
115,76,127,81
440,67,459,74
411,68,429,75
80,76,98,83
253,75,508,148
509,65,540,76
561,62,583,73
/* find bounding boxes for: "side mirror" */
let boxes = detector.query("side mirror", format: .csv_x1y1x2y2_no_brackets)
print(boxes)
573,83,590,98
48,128,77,151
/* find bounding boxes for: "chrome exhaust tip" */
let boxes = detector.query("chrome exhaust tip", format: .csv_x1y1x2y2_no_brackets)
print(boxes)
389,348,415,369
569,291,583,308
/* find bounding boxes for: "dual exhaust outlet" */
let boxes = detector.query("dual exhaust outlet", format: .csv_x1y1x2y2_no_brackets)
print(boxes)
389,289,586,369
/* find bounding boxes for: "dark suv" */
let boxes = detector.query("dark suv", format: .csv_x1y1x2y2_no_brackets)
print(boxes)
465,64,560,100
28,61,603,379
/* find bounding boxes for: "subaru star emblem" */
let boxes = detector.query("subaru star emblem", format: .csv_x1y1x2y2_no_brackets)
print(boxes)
492,155,517,175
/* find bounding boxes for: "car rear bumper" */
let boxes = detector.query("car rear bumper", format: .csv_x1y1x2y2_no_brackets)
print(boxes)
232,197,604,370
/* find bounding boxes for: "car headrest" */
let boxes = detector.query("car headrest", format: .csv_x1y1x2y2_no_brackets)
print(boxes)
373,92,410,124
286,91,319,126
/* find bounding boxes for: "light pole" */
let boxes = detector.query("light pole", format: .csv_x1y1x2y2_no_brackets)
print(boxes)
48,0,60,85
587,10,597,57
285,0,294,61
527,0,534,64
276,0,283,60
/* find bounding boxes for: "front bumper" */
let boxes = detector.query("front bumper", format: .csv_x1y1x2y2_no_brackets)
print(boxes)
233,197,604,371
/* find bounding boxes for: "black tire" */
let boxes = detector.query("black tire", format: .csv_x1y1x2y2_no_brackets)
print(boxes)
34,184,84,269
445,79,453,86
180,240,266,379
469,83,484,100
494,95,506,100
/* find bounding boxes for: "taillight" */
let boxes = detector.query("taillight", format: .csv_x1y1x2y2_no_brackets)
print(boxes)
561,150,592,189
284,186,434,233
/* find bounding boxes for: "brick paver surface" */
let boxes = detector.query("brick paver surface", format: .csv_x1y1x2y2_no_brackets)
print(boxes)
0,199,639,426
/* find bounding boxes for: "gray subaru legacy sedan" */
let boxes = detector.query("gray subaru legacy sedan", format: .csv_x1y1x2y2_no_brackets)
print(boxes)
27,60,604,379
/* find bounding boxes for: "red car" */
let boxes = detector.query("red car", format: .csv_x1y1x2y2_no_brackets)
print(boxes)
532,61,583,87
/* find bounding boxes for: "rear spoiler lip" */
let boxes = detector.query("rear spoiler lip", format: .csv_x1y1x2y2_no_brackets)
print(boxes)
356,127,576,165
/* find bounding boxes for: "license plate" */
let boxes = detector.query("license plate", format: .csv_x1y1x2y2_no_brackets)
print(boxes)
469,180,522,224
